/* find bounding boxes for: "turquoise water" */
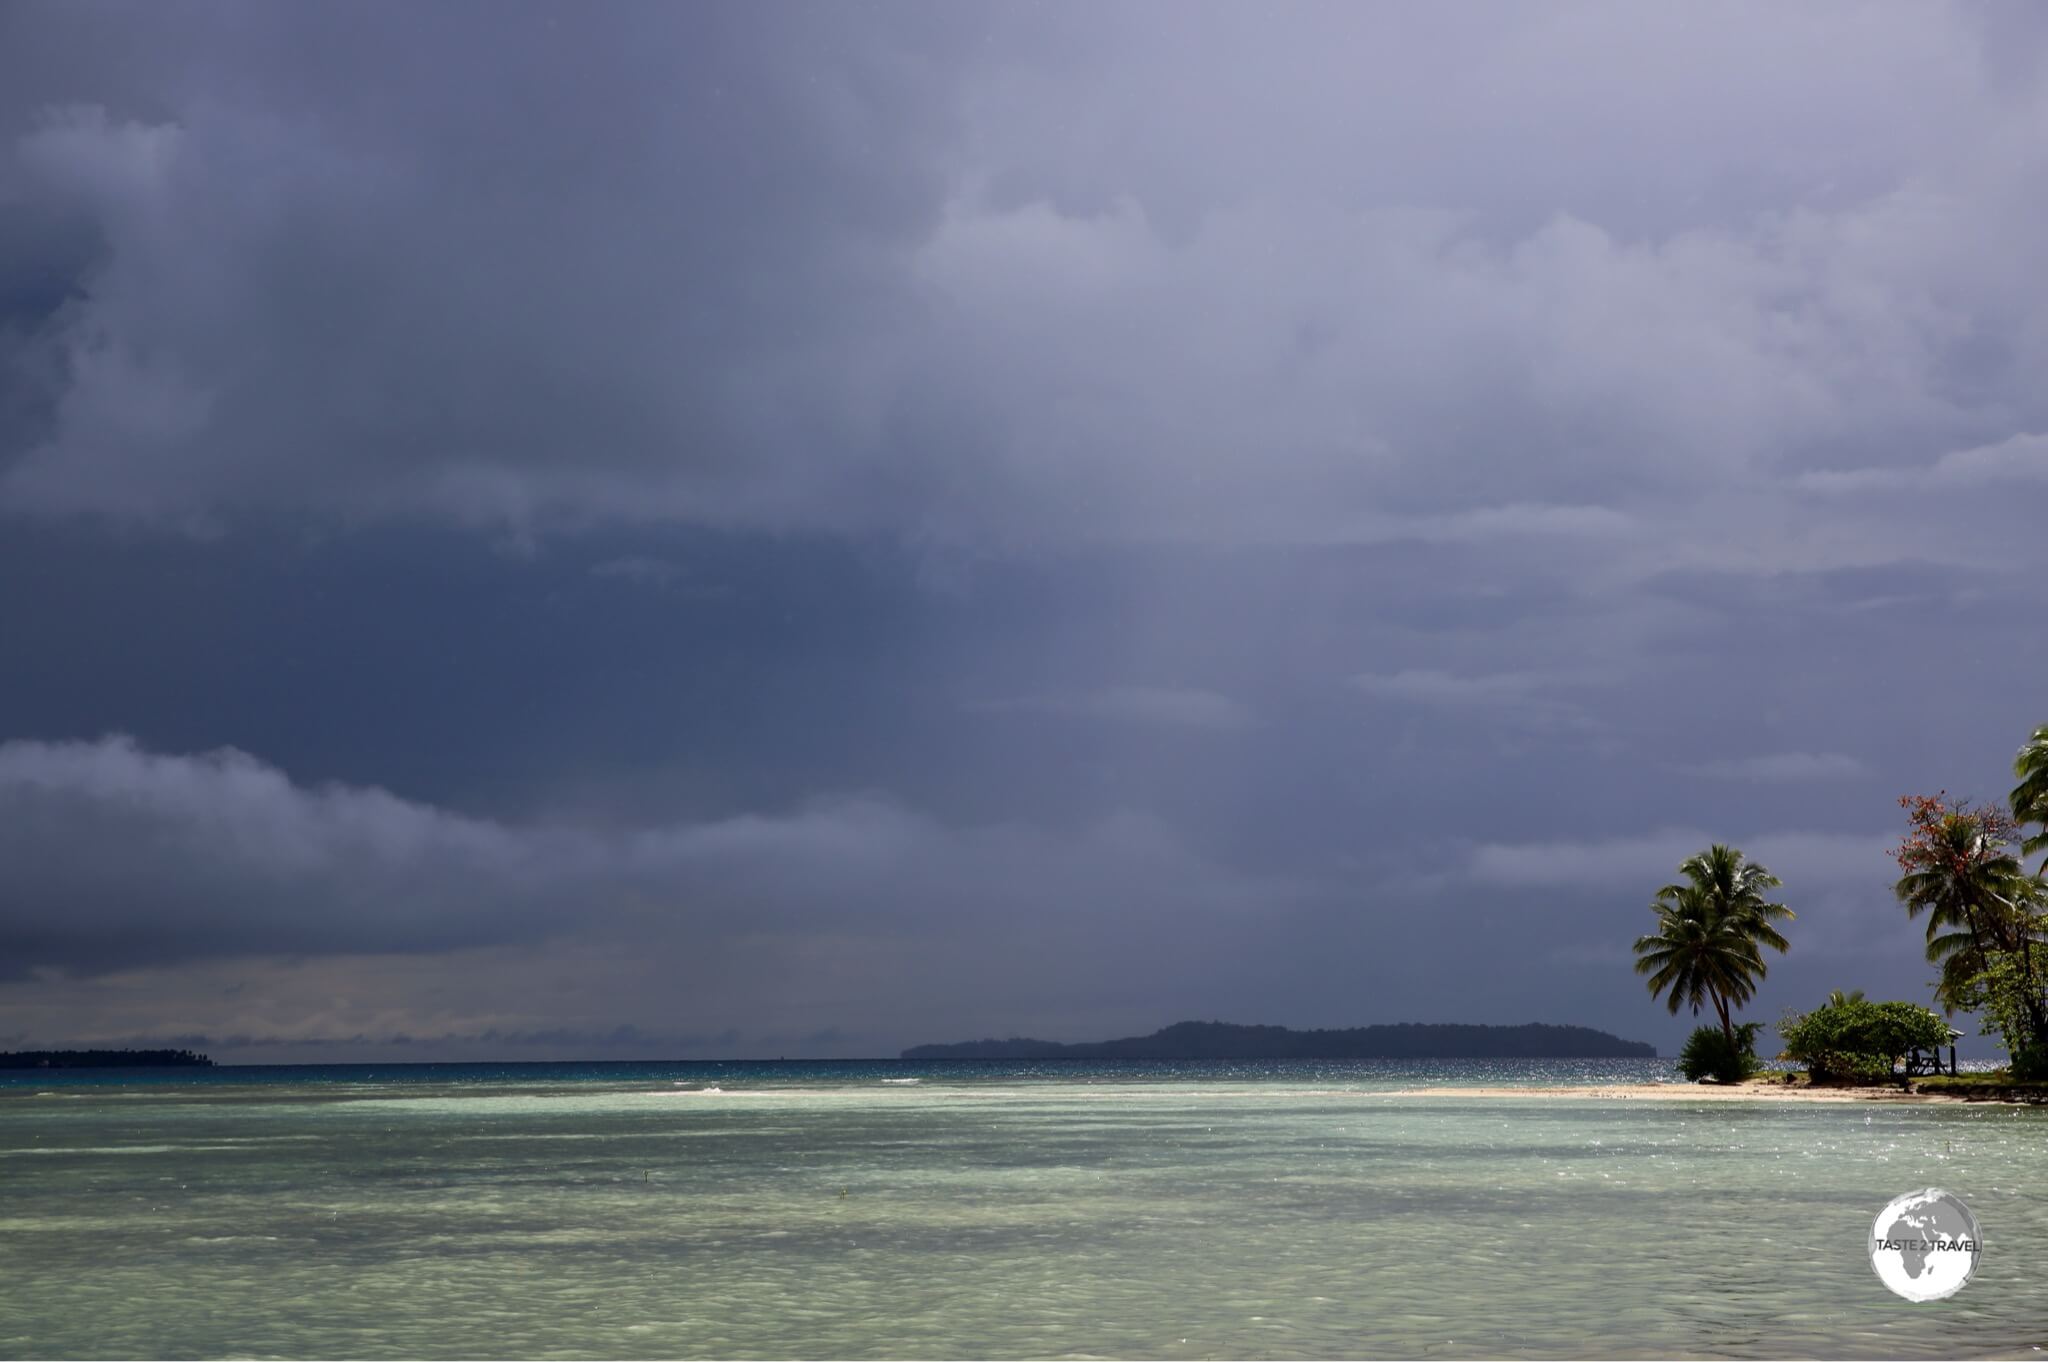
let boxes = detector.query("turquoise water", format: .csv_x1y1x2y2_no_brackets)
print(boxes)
3,1060,2044,1359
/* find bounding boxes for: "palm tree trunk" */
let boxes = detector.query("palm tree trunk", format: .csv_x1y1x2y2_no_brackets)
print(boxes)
1712,990,1734,1047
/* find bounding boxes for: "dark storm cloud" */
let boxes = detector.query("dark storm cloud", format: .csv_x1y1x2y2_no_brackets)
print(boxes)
0,734,1303,1057
0,1,977,527
3,1,2044,545
2,2,2046,1055
0,733,1295,967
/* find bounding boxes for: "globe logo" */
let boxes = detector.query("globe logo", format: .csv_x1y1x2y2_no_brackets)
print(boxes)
1868,1188,1981,1302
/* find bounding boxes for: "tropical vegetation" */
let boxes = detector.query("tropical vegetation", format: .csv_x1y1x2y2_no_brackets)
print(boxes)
1892,791,2048,1078
1676,1022,1762,1083
1632,844,1792,1076
1633,721,2048,1085
2016,724,2048,872
1777,997,1950,1084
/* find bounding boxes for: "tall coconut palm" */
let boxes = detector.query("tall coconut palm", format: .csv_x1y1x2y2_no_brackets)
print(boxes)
1895,805,2043,1023
1633,845,1793,1046
2015,724,2048,871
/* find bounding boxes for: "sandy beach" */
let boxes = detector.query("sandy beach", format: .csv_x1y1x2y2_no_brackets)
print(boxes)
1389,1081,1989,1103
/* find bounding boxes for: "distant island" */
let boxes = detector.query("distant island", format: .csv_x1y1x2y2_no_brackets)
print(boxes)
903,1020,1656,1060
0,1049,215,1069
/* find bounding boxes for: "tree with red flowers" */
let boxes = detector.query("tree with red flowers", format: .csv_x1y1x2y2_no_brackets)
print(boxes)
1893,791,2048,1073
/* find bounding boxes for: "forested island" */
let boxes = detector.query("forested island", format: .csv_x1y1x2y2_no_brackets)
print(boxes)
0,1049,214,1069
902,1020,1656,1060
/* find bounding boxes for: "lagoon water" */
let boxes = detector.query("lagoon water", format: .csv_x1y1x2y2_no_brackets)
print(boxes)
4,1059,2044,1359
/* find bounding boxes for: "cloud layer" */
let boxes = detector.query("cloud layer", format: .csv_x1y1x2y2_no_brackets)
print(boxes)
2,3,2045,1055
0,735,1309,1051
2,3,2045,563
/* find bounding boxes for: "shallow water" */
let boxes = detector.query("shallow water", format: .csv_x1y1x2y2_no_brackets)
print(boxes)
3,1061,2043,1358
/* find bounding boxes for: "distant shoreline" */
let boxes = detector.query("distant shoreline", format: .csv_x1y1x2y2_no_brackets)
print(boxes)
903,1019,1656,1060
0,1048,213,1069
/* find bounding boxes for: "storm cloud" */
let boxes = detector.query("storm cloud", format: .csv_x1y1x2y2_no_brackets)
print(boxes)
2,1,2045,1056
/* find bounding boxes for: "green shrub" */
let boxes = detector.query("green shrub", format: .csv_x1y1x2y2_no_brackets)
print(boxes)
2011,1043,2048,1082
1958,953,2048,1079
1678,1023,1761,1083
1777,999,1950,1082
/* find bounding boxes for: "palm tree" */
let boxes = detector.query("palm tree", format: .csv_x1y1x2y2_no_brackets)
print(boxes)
1634,845,1793,1046
1895,806,2044,1024
1826,988,1866,1007
2015,724,2048,872
1634,889,1758,1043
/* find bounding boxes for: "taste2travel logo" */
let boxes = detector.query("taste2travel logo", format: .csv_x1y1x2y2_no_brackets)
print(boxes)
1868,1188,1981,1302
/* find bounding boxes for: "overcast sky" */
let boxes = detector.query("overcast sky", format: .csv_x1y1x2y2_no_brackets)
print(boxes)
3,1,2045,1061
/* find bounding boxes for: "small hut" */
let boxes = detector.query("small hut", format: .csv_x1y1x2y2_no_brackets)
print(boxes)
1905,1025,1965,1077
